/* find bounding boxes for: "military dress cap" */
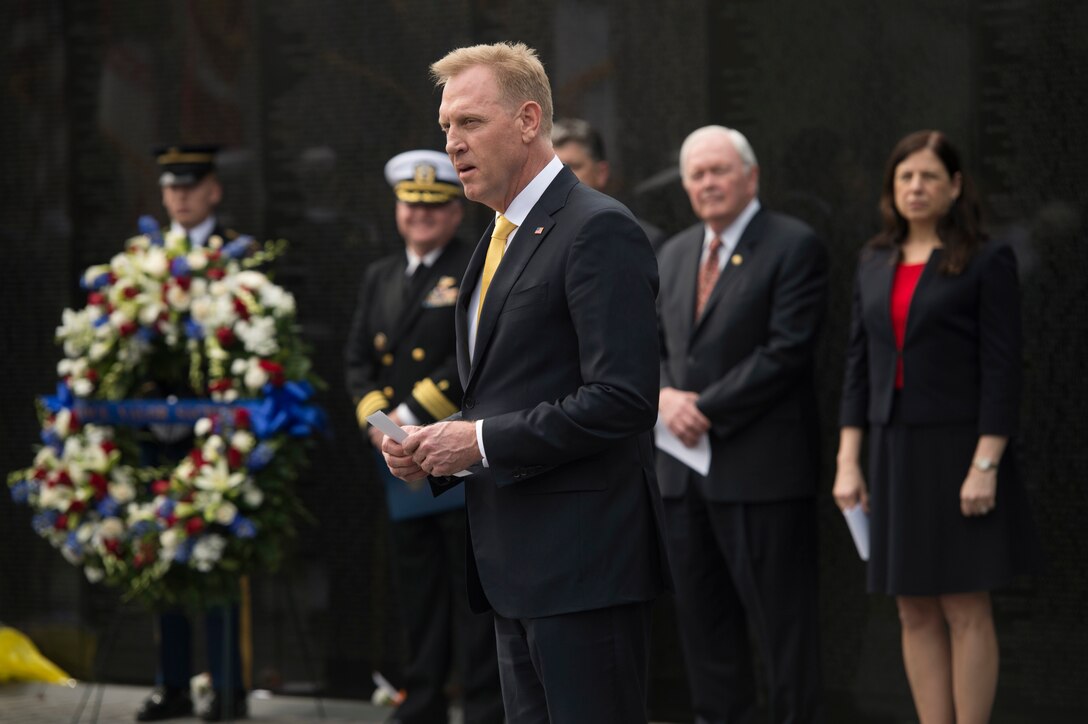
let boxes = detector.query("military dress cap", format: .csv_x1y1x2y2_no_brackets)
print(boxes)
384,149,462,204
153,144,220,187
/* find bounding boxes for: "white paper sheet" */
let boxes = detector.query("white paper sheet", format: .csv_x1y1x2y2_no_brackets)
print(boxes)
366,411,471,477
843,505,870,561
653,415,711,476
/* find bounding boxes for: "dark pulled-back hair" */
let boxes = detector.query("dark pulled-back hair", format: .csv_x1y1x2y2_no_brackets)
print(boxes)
870,130,986,274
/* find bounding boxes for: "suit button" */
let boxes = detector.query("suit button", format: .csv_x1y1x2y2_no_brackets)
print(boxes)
412,347,425,361
463,397,475,409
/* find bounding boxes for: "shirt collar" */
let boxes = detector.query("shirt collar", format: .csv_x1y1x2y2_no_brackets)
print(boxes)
172,216,217,248
405,245,445,275
704,198,761,256
498,155,564,232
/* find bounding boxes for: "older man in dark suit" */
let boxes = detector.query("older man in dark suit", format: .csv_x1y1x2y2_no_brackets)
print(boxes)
656,125,828,724
380,42,669,724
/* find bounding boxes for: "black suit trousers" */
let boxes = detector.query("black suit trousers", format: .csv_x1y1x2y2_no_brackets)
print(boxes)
664,487,823,724
493,601,653,724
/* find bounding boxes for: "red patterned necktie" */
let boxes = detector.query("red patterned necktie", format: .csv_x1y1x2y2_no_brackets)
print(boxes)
695,235,723,319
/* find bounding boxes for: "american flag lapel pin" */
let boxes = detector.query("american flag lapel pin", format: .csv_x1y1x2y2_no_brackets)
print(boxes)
534,226,544,235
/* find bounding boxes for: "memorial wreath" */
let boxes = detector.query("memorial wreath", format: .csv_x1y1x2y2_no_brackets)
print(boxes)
7,217,324,608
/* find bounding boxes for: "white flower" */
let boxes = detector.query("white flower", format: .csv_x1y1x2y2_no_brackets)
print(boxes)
39,485,71,511
231,358,248,375
138,301,165,327
231,430,256,454
34,446,59,468
243,361,269,390
97,518,124,540
55,409,75,438
187,249,209,271
108,479,136,504
192,534,227,571
260,285,296,315
235,317,279,356
241,484,263,508
141,247,169,278
235,271,268,290
166,284,191,311
194,418,214,437
193,458,246,493
81,264,111,288
214,502,238,526
88,340,111,362
72,378,94,397
84,567,104,583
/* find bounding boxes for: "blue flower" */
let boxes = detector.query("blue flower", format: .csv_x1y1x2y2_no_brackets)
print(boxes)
65,531,83,555
173,538,195,563
171,257,191,277
223,236,255,259
40,428,61,447
129,520,156,538
136,326,156,343
138,215,164,247
229,515,257,539
31,511,58,535
93,314,109,328
80,272,111,291
10,479,30,505
158,499,176,518
247,443,275,472
96,496,121,518
184,317,204,340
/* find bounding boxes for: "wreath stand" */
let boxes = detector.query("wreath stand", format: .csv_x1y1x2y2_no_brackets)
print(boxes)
69,572,326,723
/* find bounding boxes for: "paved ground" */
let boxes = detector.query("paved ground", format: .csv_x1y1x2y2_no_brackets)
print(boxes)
0,682,399,724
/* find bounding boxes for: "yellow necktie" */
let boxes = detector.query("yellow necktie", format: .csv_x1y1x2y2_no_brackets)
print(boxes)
477,214,518,323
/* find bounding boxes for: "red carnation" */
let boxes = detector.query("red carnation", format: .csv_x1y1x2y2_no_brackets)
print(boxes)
234,407,251,429
104,539,121,555
164,513,177,527
151,479,171,496
208,378,233,394
123,286,139,299
207,250,222,262
232,297,250,320
68,500,86,515
216,327,235,347
119,321,138,337
56,471,73,488
258,359,286,385
89,472,109,498
100,440,117,455
207,268,226,281
189,449,206,467
227,447,243,469
85,369,99,381
176,276,192,291
54,514,68,531
186,517,205,535
88,292,105,306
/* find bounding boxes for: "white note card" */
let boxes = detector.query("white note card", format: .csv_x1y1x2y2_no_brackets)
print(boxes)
653,415,711,476
843,505,870,561
366,411,471,478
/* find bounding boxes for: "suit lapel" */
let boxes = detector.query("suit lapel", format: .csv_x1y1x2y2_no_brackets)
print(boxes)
464,169,577,388
903,247,941,345
456,228,491,387
671,228,702,344
868,247,897,345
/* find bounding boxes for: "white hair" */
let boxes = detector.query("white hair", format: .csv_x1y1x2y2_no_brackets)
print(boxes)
679,125,758,175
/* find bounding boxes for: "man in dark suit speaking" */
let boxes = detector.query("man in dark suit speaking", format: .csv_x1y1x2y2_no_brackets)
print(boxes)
381,42,670,723
656,126,827,723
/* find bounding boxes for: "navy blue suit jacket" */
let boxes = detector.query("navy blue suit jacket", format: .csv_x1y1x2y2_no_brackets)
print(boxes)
656,209,828,502
433,167,670,619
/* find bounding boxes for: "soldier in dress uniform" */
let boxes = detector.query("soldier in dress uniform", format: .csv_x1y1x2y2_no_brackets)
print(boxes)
345,150,503,724
136,145,248,723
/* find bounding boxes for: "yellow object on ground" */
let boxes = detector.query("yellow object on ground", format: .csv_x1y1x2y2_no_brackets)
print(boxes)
0,626,75,686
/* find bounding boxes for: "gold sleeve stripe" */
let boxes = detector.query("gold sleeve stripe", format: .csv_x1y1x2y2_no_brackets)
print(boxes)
356,391,390,427
412,377,458,420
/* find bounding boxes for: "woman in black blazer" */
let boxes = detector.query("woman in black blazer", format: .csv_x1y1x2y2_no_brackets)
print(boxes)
833,131,1037,724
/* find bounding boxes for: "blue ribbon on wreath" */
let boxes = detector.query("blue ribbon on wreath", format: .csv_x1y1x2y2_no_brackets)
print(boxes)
40,381,326,440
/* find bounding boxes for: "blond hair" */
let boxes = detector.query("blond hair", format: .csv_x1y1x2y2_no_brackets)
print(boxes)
431,42,554,137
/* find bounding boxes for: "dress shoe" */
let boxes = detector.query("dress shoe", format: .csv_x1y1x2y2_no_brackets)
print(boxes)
135,687,193,721
200,689,248,721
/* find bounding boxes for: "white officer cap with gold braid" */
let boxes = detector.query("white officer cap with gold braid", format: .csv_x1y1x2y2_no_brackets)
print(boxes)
384,150,462,204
